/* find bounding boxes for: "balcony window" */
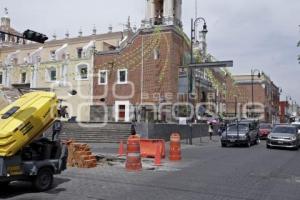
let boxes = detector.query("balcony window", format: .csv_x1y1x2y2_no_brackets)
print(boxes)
47,67,57,82
21,72,26,83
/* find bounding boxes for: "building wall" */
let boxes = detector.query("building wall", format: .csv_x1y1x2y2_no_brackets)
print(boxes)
225,74,280,123
0,31,124,122
93,27,190,122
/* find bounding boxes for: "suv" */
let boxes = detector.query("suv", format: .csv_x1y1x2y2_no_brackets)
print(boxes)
221,121,260,147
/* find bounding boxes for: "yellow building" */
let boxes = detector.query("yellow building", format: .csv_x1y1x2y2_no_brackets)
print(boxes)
0,9,131,122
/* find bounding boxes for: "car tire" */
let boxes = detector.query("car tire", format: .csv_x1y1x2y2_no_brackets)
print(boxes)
32,168,53,192
266,144,271,149
221,143,227,147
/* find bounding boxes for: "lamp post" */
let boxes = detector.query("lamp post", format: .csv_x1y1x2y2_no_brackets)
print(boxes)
187,17,207,145
251,69,261,118
234,95,238,117
189,17,207,118
286,95,292,122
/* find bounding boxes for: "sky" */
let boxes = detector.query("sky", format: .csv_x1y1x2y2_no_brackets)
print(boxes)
1,0,300,102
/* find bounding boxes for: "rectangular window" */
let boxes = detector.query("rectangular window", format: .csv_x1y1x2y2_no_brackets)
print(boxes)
77,64,88,80
47,68,57,81
50,50,56,60
117,69,127,84
98,70,108,85
77,48,83,59
21,72,26,83
0,72,3,85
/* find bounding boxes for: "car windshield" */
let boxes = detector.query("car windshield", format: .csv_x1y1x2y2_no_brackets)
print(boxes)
272,126,297,134
292,124,300,130
259,124,272,129
227,124,249,132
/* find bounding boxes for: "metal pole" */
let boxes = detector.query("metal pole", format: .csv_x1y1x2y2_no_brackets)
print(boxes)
251,70,254,118
188,18,194,145
235,96,237,117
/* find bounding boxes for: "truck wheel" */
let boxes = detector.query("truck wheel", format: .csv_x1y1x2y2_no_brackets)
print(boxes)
33,168,53,192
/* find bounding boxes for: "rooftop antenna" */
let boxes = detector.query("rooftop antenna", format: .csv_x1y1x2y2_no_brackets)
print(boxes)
4,7,8,16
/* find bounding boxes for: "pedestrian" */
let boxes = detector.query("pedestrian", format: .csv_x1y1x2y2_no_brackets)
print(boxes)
208,123,213,140
52,119,62,141
131,120,136,136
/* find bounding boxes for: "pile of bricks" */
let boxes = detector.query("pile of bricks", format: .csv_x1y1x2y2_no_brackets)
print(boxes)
66,141,97,168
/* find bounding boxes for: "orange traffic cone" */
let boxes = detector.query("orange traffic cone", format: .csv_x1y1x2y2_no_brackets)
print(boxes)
154,143,162,166
118,140,124,157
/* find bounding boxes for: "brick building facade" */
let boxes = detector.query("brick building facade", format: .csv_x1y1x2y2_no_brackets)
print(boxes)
225,74,280,123
92,27,190,122
91,0,194,122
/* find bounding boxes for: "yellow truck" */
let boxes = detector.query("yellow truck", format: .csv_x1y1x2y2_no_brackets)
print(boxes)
0,92,68,191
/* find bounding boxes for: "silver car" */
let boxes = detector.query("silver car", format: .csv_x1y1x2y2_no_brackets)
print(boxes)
221,122,260,147
266,125,300,150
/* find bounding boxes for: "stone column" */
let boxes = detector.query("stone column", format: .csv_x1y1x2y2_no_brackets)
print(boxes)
150,0,156,20
31,64,37,88
175,0,182,23
163,0,174,25
145,0,152,21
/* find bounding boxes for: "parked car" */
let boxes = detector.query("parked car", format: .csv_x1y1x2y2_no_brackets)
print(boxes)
291,122,300,132
258,123,272,139
221,121,260,147
266,125,300,150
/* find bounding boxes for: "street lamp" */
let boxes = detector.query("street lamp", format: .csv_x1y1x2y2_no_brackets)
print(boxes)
190,17,208,65
251,69,262,118
189,17,208,116
234,95,238,117
187,17,207,145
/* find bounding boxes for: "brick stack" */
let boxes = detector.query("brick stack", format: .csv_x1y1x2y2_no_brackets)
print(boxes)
67,141,97,168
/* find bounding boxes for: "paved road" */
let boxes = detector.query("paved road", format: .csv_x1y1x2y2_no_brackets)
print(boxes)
1,139,300,200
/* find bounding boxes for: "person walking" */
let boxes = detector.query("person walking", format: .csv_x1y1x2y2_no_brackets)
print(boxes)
52,119,62,141
131,120,136,136
208,123,213,140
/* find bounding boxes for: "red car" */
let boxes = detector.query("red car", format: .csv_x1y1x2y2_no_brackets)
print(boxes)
259,123,272,139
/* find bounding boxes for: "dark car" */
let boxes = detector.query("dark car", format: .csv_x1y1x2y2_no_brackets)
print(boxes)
258,123,272,139
221,121,260,147
266,125,300,150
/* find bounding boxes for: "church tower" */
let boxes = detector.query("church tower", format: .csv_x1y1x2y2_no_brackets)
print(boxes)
1,8,10,28
0,8,24,47
143,0,182,28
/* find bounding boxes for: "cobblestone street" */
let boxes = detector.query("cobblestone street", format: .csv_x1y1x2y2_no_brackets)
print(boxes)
2,139,300,200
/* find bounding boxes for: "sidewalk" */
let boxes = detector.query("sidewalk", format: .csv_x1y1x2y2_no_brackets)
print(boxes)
89,135,221,155
181,135,220,146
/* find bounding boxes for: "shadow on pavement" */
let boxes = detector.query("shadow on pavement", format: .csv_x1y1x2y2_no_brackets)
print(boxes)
0,177,70,199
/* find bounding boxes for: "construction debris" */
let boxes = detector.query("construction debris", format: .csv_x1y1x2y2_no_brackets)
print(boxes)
66,141,97,168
